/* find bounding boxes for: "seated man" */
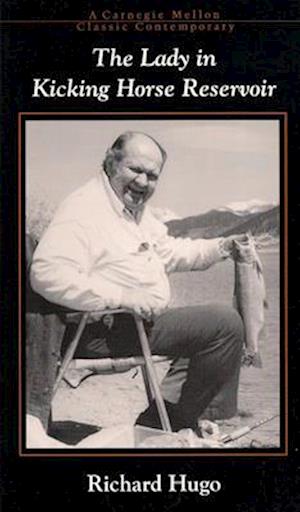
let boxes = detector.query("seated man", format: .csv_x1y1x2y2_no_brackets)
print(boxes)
27,131,244,446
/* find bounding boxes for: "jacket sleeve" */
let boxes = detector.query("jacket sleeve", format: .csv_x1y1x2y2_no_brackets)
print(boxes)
30,221,123,311
153,223,227,273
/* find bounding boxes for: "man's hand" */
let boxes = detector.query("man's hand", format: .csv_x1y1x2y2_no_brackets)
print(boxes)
221,234,249,258
121,289,166,320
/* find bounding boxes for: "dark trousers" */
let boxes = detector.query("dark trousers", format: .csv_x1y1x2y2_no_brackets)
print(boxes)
139,304,243,430
27,303,243,432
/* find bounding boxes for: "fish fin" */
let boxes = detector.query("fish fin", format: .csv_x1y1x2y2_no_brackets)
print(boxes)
255,254,264,274
254,252,268,308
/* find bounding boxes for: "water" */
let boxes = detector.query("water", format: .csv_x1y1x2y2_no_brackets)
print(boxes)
169,251,281,446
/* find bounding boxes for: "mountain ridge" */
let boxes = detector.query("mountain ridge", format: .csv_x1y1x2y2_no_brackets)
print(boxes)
166,205,279,241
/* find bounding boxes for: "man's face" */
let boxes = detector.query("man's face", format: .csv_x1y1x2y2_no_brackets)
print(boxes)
107,135,164,212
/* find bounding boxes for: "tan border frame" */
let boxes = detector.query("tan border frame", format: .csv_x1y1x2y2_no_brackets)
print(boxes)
18,111,288,457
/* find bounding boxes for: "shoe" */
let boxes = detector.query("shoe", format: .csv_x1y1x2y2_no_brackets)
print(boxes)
135,401,185,432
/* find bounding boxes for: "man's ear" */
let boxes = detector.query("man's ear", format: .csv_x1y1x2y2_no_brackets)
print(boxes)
103,150,116,177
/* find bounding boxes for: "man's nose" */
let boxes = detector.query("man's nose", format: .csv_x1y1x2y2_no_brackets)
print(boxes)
135,172,148,187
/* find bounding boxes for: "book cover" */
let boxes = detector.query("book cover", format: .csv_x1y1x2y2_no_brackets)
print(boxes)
0,1,298,510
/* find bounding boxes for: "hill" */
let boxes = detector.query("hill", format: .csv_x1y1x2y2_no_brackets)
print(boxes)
166,206,279,241
221,206,279,237
166,209,255,238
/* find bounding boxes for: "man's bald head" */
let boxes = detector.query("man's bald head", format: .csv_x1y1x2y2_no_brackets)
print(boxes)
103,131,167,177
102,131,167,212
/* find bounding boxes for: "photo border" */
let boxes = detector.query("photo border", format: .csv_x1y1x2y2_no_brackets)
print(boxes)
18,111,288,458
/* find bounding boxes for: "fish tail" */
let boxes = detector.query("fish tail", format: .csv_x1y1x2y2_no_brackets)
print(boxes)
252,352,263,368
242,350,263,368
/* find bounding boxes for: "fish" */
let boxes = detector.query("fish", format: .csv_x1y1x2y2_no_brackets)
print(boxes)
232,234,267,368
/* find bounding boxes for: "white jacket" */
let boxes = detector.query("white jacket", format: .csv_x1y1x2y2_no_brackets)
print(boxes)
30,173,225,311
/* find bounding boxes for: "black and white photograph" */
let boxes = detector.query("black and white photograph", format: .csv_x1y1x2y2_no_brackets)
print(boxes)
24,116,282,451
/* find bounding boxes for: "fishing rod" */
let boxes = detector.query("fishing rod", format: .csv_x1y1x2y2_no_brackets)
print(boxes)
220,413,280,444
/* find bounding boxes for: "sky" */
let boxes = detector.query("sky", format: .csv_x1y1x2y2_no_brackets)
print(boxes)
26,119,279,217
